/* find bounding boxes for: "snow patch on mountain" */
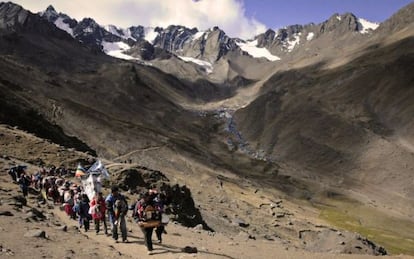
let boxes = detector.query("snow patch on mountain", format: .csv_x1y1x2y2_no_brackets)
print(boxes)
54,17,73,36
358,18,379,34
236,40,280,61
193,31,205,40
104,25,136,40
178,56,213,73
102,41,137,60
123,28,135,40
306,32,314,41
104,25,126,39
286,33,301,52
105,25,118,36
83,26,94,34
144,28,159,44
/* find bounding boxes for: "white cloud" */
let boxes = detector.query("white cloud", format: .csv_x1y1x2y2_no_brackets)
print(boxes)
11,0,266,39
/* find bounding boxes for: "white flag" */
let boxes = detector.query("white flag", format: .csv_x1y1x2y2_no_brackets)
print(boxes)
81,174,102,201
87,160,110,179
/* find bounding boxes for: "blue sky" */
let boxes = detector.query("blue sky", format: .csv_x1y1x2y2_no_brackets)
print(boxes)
242,0,413,29
11,0,414,39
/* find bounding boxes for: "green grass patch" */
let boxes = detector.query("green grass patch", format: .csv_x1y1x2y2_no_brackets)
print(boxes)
315,196,414,255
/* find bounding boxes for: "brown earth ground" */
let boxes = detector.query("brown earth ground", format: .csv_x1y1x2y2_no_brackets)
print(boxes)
1,124,413,259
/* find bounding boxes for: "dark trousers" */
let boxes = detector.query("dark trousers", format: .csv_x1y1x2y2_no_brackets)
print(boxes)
94,214,108,234
155,225,164,241
80,216,90,231
94,219,101,233
140,227,154,251
111,216,127,241
21,186,28,197
102,213,108,233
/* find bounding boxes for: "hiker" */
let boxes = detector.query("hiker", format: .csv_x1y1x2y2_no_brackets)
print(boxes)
135,191,161,254
77,194,91,232
154,192,169,243
17,171,31,197
31,171,42,189
90,192,108,235
8,167,18,182
63,189,76,219
48,184,60,203
42,178,51,193
105,186,128,243
9,165,26,183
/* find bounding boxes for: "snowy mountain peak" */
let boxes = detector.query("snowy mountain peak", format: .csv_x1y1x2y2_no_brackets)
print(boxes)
41,5,59,21
323,12,378,34
45,5,56,13
79,17,98,28
37,5,385,67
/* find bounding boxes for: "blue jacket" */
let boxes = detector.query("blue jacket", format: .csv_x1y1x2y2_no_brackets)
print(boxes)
105,193,127,223
78,200,90,218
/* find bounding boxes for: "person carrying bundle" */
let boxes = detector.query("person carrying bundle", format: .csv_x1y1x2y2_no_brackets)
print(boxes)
134,190,161,255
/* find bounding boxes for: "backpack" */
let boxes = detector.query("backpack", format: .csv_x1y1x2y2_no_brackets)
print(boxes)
143,205,160,221
136,202,161,228
114,199,128,217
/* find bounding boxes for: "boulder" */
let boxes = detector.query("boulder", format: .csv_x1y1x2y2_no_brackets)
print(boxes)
0,211,13,216
181,246,198,253
24,229,46,238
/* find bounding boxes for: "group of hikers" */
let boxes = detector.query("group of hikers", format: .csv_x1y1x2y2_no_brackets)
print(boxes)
9,164,170,255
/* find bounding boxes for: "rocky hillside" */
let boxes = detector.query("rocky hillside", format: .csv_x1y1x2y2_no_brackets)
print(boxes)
0,124,393,258
232,4,414,254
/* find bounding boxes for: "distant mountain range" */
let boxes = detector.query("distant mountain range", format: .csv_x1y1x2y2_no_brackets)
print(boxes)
39,5,379,64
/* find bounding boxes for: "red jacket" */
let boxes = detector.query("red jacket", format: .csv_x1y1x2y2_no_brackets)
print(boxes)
90,197,106,220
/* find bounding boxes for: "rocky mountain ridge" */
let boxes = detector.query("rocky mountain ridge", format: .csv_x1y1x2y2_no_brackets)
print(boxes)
254,12,378,57
38,4,378,64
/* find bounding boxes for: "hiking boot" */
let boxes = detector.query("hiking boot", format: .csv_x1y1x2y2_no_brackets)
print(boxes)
157,239,162,244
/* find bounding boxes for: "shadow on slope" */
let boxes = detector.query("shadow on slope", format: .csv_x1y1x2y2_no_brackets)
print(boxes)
234,36,414,180
0,81,96,155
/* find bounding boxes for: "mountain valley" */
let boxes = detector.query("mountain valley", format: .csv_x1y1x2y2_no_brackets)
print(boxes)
1,1,414,257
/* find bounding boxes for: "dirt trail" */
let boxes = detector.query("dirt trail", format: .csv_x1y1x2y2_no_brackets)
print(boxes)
53,207,413,259
112,146,166,162
54,207,240,259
